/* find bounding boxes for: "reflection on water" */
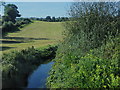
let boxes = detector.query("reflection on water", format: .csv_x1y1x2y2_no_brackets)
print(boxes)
27,61,54,88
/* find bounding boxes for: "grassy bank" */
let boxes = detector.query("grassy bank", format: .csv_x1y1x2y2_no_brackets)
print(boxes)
2,45,57,88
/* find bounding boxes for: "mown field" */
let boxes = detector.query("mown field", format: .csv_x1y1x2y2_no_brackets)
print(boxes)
1,21,64,53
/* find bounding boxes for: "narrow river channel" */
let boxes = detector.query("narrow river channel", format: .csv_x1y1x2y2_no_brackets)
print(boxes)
26,61,54,88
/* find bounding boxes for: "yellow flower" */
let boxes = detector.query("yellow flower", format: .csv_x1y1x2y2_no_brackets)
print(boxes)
103,85,106,88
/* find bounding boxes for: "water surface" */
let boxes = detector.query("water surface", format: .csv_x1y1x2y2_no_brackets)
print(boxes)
27,61,54,88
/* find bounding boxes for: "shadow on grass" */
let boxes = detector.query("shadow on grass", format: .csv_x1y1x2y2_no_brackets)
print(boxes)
0,46,15,51
3,37,50,40
0,40,25,44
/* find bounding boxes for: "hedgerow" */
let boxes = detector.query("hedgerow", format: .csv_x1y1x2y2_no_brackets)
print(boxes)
47,2,120,88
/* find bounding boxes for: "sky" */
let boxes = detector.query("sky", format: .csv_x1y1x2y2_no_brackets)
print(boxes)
5,2,72,18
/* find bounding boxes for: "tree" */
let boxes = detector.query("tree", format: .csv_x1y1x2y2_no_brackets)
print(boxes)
52,17,56,22
4,4,21,23
66,2,119,49
2,4,21,36
46,16,51,22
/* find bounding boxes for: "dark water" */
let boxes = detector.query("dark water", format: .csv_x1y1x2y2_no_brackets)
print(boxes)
27,61,54,88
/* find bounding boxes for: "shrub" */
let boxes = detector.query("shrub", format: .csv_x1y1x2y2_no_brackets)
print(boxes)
47,2,120,88
2,21,18,36
15,18,32,27
47,37,120,88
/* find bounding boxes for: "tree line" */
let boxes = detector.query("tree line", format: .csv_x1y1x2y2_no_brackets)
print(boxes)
30,16,69,22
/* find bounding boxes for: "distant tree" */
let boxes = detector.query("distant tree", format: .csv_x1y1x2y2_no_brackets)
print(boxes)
61,17,67,21
15,18,32,27
2,4,21,36
58,17,61,22
52,17,56,22
46,16,51,22
4,4,21,23
39,18,44,21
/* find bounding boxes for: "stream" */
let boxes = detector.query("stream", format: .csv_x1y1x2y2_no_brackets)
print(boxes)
26,61,54,88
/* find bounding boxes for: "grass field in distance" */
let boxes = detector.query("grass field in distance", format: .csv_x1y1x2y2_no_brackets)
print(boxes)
1,21,64,53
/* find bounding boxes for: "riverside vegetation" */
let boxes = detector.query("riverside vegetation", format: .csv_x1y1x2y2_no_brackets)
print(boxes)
47,2,120,88
2,45,57,88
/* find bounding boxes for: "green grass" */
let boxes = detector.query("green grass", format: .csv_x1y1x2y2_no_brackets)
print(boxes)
1,21,64,53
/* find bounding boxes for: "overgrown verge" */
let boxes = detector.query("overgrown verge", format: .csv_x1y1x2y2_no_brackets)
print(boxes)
47,2,120,88
47,37,120,88
1,45,57,88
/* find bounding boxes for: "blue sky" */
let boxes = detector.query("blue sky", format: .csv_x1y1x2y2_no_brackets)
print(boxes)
6,2,72,18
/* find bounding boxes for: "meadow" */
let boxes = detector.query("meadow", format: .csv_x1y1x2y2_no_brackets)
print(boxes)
1,21,64,53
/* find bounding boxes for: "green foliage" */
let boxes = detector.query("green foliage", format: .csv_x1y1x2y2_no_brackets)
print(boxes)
47,37,120,88
15,18,32,28
2,45,57,88
46,16,52,22
2,21,18,36
47,2,120,88
2,4,21,36
64,2,119,52
4,4,21,23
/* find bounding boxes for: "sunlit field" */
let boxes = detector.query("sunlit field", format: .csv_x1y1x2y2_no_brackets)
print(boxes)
1,21,64,53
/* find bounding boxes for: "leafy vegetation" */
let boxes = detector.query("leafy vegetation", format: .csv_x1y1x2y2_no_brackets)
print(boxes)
47,2,120,88
2,3,21,36
2,45,57,88
1,3,32,36
15,18,33,28
47,37,120,88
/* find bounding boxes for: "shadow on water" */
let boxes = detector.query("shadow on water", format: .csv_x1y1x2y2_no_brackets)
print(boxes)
0,46,15,51
3,37,50,40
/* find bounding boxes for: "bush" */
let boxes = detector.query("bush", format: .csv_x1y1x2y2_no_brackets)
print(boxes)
47,2,120,88
15,18,32,27
2,21,18,36
47,37,120,88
